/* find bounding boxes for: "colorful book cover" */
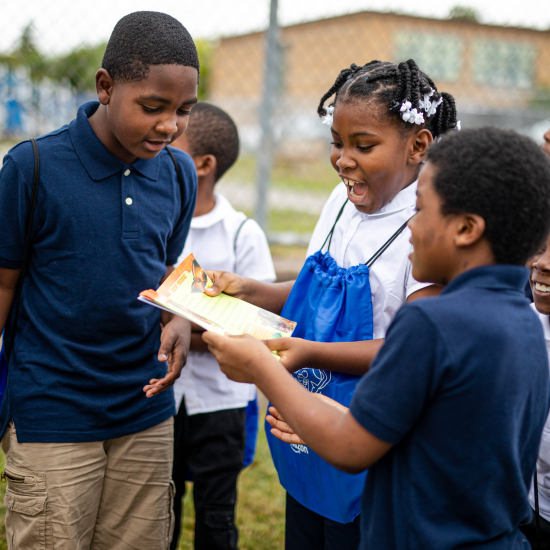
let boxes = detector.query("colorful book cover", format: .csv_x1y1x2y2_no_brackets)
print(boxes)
139,254,297,340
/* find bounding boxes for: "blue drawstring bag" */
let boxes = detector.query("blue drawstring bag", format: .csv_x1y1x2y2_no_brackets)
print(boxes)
266,249,373,523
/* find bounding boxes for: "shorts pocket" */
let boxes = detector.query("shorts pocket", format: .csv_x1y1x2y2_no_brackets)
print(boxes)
4,490,48,550
2,464,51,550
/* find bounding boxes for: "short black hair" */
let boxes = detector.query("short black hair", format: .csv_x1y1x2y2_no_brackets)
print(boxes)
185,103,240,182
318,59,458,139
427,127,550,265
102,11,199,83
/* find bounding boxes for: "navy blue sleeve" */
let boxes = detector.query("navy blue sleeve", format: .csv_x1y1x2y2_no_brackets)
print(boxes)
0,149,33,269
350,304,446,444
165,149,197,266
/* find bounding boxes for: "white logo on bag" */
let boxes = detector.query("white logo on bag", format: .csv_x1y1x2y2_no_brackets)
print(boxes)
291,369,332,454
295,369,331,394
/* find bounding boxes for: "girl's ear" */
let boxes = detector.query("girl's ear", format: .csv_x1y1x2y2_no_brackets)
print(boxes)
95,69,115,105
193,154,217,178
408,129,433,165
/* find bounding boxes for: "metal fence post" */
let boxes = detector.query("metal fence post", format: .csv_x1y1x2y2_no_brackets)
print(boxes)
255,0,280,232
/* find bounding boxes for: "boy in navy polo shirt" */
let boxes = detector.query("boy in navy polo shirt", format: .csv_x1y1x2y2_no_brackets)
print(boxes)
0,12,198,550
203,127,550,549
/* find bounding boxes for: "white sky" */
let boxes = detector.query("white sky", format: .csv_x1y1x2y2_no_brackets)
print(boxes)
1,0,549,55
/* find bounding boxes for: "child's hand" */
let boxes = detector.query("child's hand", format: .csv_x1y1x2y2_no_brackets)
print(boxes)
267,395,349,446
265,337,314,373
144,316,191,398
202,332,278,383
204,270,249,300
266,406,306,445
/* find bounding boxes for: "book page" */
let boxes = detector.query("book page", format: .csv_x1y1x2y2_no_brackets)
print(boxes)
139,254,296,340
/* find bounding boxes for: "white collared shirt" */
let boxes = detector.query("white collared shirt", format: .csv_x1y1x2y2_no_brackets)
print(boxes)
173,193,276,415
529,304,550,521
307,181,429,339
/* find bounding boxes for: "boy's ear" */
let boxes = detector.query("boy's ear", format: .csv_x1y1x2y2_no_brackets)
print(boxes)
95,69,115,105
193,154,217,178
408,129,433,165
454,213,486,248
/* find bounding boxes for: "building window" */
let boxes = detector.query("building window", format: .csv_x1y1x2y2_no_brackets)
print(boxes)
473,40,535,89
395,32,463,82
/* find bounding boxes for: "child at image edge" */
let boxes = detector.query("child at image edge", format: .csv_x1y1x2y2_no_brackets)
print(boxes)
169,103,276,550
0,12,198,550
205,126,550,549
196,59,458,549
521,134,550,549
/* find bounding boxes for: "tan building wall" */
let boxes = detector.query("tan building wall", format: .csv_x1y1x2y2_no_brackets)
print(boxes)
210,11,550,112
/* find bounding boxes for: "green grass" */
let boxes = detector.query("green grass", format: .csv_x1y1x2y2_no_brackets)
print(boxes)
0,420,285,550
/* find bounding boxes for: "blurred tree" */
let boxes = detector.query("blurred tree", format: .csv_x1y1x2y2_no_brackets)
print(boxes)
196,39,215,100
0,25,216,96
0,23,49,81
53,43,106,92
448,6,480,23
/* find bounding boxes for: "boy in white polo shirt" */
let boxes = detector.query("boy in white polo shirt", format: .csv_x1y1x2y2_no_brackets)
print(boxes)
169,103,276,550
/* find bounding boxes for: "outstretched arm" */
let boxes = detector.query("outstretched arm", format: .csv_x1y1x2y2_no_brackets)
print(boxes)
205,271,294,314
265,284,441,375
202,332,392,473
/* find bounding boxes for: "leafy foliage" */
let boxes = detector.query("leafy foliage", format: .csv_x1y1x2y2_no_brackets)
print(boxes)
0,24,215,96
448,6,480,23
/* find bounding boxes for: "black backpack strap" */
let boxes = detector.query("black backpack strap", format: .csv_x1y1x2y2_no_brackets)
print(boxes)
365,217,412,268
5,138,40,363
233,217,250,272
321,199,348,253
166,147,185,218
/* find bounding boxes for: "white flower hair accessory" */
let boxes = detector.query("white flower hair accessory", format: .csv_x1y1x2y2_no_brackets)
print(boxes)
400,101,425,125
321,105,334,126
418,88,443,117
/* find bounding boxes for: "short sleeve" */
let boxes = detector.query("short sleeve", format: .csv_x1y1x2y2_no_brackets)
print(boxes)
350,303,445,444
0,153,33,269
166,152,198,266
234,219,276,282
404,241,432,299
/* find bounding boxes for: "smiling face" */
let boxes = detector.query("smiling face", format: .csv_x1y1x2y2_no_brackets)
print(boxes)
528,234,550,315
329,100,431,214
92,64,198,164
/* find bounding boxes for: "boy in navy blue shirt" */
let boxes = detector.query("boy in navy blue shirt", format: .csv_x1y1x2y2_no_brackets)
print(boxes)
204,127,550,549
0,12,198,550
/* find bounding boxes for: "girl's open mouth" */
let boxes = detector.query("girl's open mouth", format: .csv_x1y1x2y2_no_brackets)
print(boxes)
342,178,368,201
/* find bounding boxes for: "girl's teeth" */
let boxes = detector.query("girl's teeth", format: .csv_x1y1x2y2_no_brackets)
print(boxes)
535,282,550,293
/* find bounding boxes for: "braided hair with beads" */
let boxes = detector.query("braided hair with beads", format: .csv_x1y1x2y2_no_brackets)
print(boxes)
318,59,458,139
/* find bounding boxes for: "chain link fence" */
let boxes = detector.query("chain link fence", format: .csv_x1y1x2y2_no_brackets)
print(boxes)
1,1,550,277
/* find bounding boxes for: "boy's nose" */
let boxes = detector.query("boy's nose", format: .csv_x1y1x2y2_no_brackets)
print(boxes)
156,116,178,136
535,249,550,272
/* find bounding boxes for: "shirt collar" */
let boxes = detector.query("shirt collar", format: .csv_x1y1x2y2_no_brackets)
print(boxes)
69,101,160,182
354,180,417,219
191,193,234,229
441,265,530,296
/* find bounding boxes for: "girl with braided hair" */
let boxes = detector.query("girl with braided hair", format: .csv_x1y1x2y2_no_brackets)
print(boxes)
204,59,459,549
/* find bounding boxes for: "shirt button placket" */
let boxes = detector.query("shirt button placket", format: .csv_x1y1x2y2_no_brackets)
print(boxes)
121,167,138,239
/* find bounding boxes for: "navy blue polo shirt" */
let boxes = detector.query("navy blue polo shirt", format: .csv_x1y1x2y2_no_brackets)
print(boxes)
0,101,197,443
350,265,549,550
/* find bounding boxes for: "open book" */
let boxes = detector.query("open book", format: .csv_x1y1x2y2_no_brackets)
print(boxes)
139,253,297,340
